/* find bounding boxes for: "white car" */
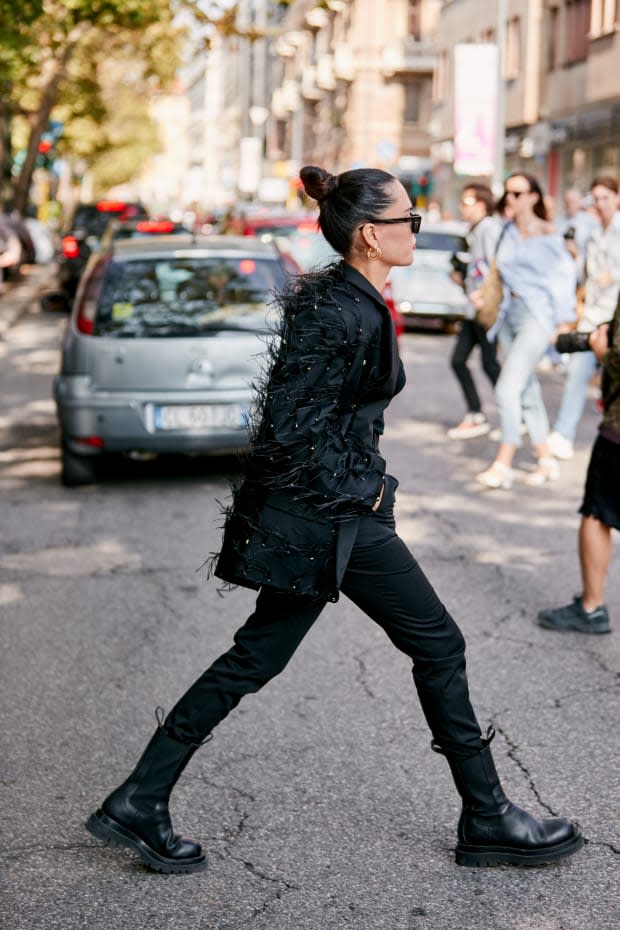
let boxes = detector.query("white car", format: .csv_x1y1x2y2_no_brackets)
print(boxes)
388,222,470,329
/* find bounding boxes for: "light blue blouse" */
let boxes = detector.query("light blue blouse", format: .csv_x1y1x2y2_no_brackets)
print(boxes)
494,222,577,336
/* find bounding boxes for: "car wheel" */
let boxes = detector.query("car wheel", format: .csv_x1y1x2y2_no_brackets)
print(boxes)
61,445,98,486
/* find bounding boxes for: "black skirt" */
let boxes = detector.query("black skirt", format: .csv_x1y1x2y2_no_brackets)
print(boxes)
579,434,620,531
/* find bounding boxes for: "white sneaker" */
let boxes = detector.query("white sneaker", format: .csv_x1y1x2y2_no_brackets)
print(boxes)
447,413,491,440
547,431,574,460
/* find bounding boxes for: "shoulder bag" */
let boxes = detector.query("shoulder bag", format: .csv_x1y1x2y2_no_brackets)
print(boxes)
475,223,509,332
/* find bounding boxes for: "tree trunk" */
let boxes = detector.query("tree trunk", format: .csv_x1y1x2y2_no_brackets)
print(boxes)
0,101,12,206
10,44,75,214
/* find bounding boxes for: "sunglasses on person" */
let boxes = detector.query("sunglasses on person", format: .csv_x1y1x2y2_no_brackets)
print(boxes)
505,189,530,198
460,196,477,206
360,210,422,234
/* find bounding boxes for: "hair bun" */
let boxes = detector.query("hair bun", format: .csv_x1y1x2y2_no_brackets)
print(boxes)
300,165,338,203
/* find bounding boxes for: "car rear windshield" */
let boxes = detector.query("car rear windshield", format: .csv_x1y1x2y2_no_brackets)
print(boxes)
415,232,467,251
91,256,286,337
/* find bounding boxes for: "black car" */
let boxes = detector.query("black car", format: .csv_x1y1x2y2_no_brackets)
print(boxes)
58,200,147,297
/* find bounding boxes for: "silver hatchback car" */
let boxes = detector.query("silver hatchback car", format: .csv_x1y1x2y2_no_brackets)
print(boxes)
54,235,289,485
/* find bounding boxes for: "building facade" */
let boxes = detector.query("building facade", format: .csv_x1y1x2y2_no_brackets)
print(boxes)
430,0,620,211
269,0,440,204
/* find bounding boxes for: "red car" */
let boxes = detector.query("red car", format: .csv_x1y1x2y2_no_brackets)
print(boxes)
239,211,404,339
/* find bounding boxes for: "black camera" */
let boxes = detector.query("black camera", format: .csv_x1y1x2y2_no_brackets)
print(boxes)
556,325,612,353
563,226,576,240
555,331,591,353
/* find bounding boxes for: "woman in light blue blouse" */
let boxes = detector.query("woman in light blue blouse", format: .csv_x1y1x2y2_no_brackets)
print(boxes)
475,173,577,489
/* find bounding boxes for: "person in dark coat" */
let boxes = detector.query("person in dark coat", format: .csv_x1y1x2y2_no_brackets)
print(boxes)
86,166,583,874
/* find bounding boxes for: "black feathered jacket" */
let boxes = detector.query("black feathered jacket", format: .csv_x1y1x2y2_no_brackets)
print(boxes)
214,261,406,601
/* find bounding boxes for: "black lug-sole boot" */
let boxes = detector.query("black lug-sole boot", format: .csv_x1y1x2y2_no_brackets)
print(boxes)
433,728,583,867
86,717,208,874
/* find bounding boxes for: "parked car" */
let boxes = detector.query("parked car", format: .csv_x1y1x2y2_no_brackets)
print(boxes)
242,213,405,338
57,200,147,297
53,235,291,485
99,217,192,247
0,211,36,277
388,223,470,330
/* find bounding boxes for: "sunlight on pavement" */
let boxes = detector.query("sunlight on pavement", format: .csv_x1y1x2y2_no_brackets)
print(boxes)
0,539,142,576
0,583,22,606
12,349,59,375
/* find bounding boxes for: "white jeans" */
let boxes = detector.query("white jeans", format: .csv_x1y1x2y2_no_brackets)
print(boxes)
495,299,552,447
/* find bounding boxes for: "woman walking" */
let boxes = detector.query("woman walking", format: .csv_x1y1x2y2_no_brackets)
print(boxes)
475,173,577,489
86,166,582,873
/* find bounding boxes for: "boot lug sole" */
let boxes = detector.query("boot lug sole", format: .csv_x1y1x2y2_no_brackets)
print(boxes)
455,832,584,867
86,809,208,874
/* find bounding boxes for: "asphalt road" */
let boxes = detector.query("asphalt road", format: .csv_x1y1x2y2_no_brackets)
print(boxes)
1,266,618,930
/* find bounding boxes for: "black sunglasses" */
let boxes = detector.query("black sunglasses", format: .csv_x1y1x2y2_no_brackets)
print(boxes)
360,211,422,234
505,190,530,198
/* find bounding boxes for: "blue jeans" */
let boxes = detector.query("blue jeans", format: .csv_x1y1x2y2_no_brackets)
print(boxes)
553,350,598,443
495,299,552,447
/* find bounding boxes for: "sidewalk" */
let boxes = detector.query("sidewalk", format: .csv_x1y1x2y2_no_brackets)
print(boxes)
0,263,57,339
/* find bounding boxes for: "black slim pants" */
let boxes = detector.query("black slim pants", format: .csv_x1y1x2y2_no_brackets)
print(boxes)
451,319,501,413
166,486,484,759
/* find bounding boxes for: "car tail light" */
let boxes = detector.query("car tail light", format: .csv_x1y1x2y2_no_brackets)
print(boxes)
76,298,97,334
71,435,104,448
62,235,80,259
135,220,175,233
96,200,127,212
382,280,404,340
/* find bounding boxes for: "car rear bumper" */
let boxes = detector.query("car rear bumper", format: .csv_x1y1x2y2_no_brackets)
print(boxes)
398,303,469,322
54,376,252,455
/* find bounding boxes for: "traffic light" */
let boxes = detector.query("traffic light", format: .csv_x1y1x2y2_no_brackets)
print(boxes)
36,121,63,170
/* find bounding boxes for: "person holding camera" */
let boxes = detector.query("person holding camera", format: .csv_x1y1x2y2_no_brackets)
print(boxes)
558,188,598,266
548,176,620,460
538,294,620,635
446,184,502,440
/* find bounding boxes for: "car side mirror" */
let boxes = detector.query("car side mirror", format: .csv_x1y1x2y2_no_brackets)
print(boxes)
41,291,71,313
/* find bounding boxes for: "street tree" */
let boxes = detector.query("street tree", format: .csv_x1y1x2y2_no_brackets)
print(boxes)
5,0,179,212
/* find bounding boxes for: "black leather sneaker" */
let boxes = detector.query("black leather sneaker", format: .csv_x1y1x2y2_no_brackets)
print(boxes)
537,596,610,634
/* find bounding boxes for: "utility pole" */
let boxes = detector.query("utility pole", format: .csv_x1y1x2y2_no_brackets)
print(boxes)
493,0,507,195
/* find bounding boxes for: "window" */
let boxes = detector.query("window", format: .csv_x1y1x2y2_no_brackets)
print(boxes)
590,0,617,36
548,6,560,69
565,0,592,62
504,16,521,79
404,81,421,122
408,1,422,41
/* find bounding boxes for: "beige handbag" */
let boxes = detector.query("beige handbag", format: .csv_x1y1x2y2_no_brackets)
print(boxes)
474,223,509,331
475,258,504,331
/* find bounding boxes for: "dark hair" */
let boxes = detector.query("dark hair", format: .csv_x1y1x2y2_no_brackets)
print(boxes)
590,175,618,194
505,172,548,220
495,191,508,216
299,165,396,256
462,183,494,215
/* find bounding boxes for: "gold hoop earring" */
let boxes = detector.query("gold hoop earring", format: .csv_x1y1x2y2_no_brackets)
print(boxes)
367,246,382,260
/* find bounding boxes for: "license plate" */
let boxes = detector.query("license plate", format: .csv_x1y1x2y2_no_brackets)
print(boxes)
154,404,243,431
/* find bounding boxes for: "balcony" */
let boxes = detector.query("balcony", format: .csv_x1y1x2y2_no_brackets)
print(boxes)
382,38,436,76
316,54,336,91
333,43,356,81
301,66,322,101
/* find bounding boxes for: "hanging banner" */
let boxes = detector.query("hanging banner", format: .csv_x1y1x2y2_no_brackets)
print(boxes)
453,44,498,176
